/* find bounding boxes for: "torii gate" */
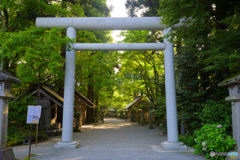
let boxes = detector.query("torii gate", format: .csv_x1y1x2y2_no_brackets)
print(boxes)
36,17,187,151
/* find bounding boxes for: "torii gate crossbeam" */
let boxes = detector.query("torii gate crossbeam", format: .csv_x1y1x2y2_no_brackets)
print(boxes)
36,17,187,151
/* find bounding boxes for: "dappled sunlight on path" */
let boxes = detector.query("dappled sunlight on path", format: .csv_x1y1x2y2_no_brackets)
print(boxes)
93,118,133,129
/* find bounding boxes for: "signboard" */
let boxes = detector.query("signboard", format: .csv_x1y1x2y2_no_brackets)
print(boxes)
27,105,42,124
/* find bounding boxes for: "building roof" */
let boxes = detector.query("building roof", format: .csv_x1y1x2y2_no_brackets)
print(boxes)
74,90,97,108
12,85,97,108
41,86,64,107
28,86,64,107
0,70,22,84
123,96,151,110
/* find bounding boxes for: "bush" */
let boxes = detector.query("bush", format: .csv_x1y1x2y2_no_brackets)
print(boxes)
117,109,124,114
117,109,124,118
179,134,196,147
131,108,137,112
151,105,166,127
8,96,37,127
7,125,48,147
194,123,236,160
7,96,48,147
200,100,232,134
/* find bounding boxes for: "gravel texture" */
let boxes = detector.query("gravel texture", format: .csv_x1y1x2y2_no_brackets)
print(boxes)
12,118,205,160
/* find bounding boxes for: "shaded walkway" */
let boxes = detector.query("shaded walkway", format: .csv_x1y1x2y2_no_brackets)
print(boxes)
13,118,205,160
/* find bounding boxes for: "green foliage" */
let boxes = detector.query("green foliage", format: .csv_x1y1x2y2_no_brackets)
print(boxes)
117,109,125,118
138,104,147,109
131,108,137,113
200,100,232,134
74,113,81,118
95,108,101,117
73,129,81,132
0,27,73,84
179,134,196,147
8,96,37,127
0,0,69,32
157,0,239,134
194,124,236,160
108,91,130,110
117,109,124,114
125,0,159,17
151,105,166,125
8,126,48,147
0,0,117,147
24,154,38,160
7,96,47,147
117,30,165,103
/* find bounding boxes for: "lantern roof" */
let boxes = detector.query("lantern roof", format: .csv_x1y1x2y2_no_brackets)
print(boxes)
0,70,22,84
218,73,240,87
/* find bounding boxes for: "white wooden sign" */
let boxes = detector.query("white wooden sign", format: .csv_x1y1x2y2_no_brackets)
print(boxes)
26,105,42,124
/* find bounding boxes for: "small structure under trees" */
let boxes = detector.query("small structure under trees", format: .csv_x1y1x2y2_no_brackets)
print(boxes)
105,108,117,117
12,85,97,136
123,96,151,124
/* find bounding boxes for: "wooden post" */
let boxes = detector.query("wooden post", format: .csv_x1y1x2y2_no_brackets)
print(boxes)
36,124,38,146
36,71,40,146
28,124,33,160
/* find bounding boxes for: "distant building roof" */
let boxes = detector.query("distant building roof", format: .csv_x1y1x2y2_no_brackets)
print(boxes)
123,96,151,110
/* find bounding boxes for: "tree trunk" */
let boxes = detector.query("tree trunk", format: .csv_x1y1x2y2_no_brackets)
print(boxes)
1,2,9,71
86,76,94,124
3,5,9,32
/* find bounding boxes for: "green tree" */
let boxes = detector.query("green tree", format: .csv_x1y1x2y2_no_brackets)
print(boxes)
0,27,72,85
125,0,159,17
117,30,165,105
158,0,240,132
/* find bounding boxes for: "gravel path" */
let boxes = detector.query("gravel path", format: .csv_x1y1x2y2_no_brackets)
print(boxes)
12,118,205,160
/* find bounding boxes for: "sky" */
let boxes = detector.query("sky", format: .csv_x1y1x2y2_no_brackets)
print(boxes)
106,0,128,42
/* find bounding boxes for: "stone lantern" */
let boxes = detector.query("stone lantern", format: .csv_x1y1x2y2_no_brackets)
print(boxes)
100,106,107,123
218,74,240,152
0,70,22,160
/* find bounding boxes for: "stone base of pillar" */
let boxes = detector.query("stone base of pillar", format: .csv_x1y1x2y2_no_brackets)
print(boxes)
54,141,80,149
0,148,15,160
161,141,187,151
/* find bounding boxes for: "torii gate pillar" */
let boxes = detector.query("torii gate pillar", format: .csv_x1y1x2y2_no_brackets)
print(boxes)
161,28,187,150
54,27,80,149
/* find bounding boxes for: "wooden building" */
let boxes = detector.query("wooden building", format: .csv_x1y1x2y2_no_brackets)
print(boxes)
123,96,151,124
105,108,117,117
12,85,97,136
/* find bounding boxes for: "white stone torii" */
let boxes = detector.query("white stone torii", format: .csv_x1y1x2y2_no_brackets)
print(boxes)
36,17,187,150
